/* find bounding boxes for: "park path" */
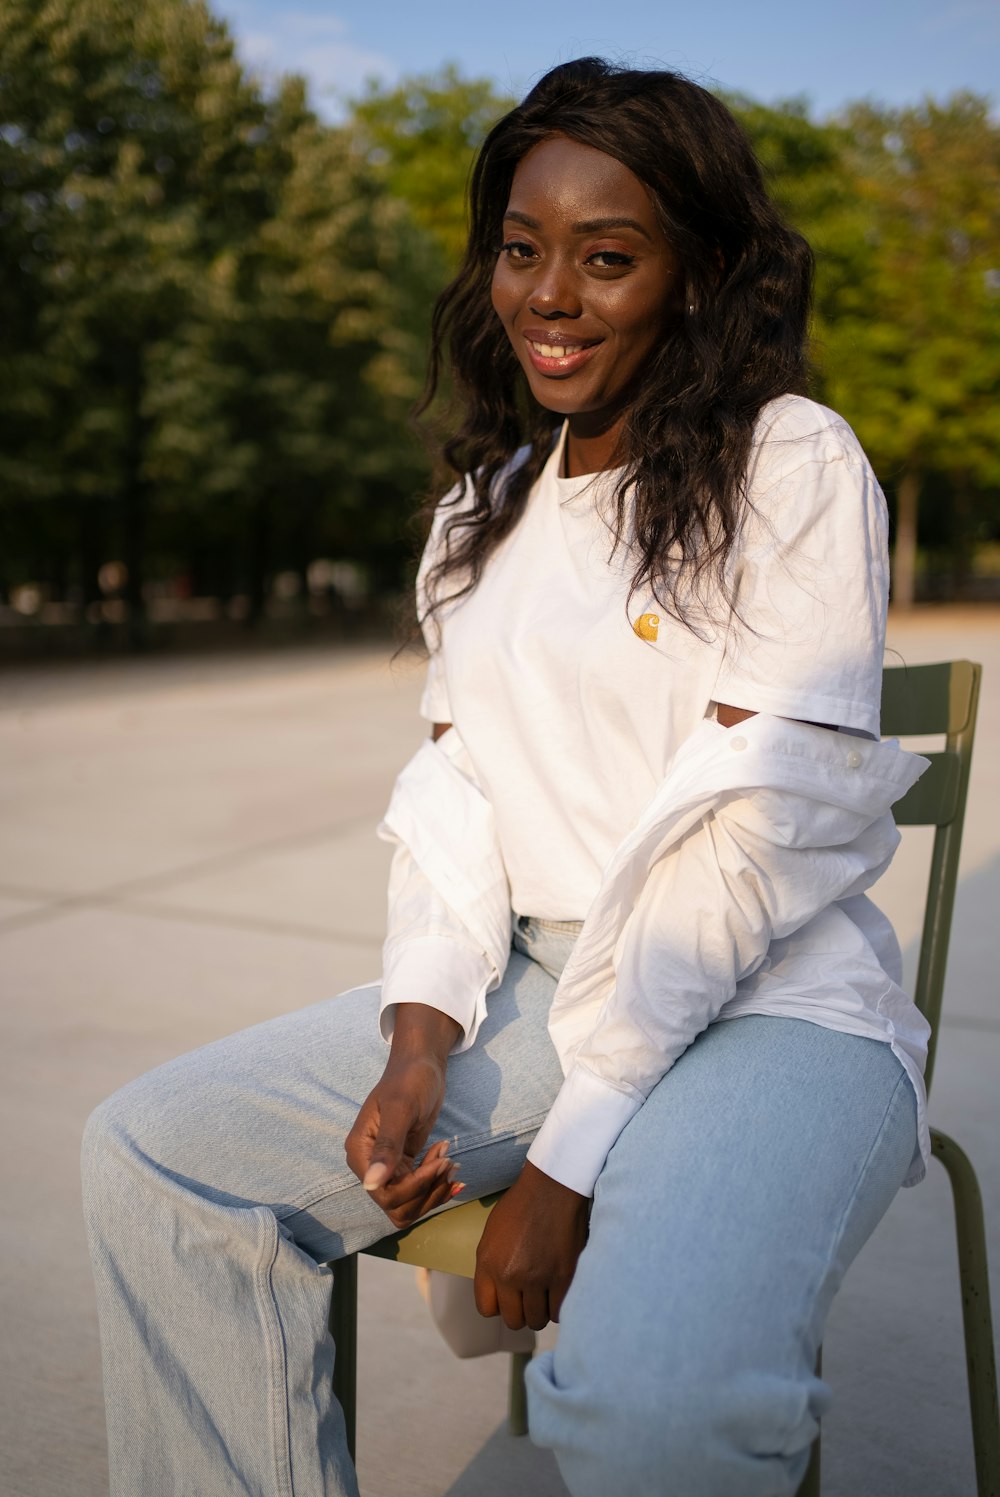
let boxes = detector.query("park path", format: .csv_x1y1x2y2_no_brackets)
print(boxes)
1,610,998,1497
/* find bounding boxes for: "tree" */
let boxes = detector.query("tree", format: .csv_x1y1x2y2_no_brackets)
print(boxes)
819,97,1000,606
0,0,442,636
349,64,513,272
0,0,276,635
147,77,436,616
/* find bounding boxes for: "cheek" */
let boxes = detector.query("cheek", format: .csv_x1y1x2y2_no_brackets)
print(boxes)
608,285,678,353
490,265,513,326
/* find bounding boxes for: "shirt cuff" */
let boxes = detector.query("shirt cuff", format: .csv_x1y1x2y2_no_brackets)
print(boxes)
379,934,493,1054
526,1065,642,1197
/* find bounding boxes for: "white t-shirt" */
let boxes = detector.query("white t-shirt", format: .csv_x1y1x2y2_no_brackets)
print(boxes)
419,394,889,921
382,396,930,1192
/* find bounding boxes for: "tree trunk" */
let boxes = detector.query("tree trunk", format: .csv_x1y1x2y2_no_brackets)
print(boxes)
892,469,921,609
80,497,105,618
247,492,272,628
950,479,974,601
121,350,151,649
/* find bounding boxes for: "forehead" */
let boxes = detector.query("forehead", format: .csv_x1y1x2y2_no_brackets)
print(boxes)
505,134,657,226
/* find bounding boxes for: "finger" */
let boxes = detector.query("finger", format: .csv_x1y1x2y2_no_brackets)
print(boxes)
386,1172,459,1229
497,1286,526,1332
521,1288,550,1332
344,1104,381,1180
364,1087,436,1189
374,1154,455,1210
474,1265,500,1319
384,1164,460,1227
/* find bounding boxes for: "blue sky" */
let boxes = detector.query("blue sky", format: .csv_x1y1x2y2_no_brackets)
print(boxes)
214,0,998,119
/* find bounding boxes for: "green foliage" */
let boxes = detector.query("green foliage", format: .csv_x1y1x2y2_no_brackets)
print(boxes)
733,92,1000,603
822,96,1000,481
0,15,997,632
350,63,513,270
0,0,438,624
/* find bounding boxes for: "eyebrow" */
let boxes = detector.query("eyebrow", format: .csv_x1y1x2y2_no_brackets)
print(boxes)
503,209,654,242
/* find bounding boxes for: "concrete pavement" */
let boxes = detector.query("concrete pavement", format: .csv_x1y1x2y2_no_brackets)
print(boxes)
1,610,998,1497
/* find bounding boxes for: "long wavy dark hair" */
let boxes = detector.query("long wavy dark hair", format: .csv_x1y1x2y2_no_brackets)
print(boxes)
417,57,814,629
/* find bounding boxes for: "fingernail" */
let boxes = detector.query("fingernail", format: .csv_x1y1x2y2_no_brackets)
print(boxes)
363,1163,389,1192
450,1183,465,1197
435,1157,452,1177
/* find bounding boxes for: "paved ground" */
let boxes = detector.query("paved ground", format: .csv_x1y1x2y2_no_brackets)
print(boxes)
1,608,998,1497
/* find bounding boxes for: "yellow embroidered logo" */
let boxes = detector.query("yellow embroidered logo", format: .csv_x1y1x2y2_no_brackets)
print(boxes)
633,612,660,641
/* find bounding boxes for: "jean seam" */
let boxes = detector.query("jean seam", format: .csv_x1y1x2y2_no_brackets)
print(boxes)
821,1067,910,1282
254,1207,295,1497
523,918,584,933
273,1109,553,1221
446,1111,551,1156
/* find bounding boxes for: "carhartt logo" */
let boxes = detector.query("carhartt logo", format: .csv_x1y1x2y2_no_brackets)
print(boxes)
633,612,659,641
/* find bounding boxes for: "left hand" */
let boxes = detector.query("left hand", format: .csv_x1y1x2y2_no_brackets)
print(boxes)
474,1161,590,1331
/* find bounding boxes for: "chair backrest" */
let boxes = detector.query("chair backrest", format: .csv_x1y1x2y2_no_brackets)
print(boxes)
881,659,981,1094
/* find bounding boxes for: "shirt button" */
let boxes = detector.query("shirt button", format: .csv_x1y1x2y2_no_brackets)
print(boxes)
846,749,863,768
730,735,748,752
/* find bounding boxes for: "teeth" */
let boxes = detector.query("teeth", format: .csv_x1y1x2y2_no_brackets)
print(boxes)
531,342,585,359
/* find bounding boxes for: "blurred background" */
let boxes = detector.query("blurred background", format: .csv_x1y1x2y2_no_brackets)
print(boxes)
1,0,998,662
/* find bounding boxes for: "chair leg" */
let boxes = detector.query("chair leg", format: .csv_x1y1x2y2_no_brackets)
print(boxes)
329,1254,359,1464
932,1129,1000,1497
796,1345,822,1497
797,1432,821,1497
508,1349,531,1436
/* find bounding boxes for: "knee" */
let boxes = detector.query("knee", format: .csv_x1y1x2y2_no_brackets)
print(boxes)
528,1349,821,1497
81,1076,169,1228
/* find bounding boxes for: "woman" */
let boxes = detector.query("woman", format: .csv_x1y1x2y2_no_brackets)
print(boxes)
83,58,929,1497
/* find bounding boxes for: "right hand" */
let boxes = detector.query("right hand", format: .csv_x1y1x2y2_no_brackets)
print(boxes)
344,1005,464,1229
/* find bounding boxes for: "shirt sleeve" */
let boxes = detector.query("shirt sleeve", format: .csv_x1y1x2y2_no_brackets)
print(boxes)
378,839,494,1052
714,408,889,737
377,722,512,1055
527,737,906,1197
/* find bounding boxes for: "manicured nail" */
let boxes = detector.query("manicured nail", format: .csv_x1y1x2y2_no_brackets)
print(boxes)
449,1183,465,1197
435,1157,453,1177
363,1163,389,1192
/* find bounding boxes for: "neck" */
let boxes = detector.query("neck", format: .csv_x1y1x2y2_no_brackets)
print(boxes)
563,413,625,478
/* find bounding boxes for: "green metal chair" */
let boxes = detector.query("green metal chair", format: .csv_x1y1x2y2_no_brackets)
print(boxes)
799,658,996,1496
330,659,998,1495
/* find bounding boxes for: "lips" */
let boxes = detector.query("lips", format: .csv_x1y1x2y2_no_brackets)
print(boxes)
522,330,602,376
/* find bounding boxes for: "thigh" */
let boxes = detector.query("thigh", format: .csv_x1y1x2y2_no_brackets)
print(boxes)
546,1016,917,1433
97,948,566,1261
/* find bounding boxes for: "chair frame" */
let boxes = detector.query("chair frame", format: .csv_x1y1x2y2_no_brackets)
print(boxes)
330,660,998,1494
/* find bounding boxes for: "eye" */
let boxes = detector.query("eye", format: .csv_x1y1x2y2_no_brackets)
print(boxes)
499,239,537,261
586,249,636,270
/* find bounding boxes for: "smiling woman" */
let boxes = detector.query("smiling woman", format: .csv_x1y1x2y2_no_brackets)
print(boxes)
491,136,684,474
419,58,813,631
83,56,929,1497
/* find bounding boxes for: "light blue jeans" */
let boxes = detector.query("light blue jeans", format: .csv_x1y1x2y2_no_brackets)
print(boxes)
82,918,917,1496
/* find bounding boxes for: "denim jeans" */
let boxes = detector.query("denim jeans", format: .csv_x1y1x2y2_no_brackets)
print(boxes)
82,918,917,1496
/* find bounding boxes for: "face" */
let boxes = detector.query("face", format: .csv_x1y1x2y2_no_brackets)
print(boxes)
491,133,683,474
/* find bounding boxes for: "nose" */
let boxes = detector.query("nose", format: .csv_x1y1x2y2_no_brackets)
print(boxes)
528,256,582,320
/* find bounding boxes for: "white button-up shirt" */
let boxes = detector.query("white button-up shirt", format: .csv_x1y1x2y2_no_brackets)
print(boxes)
378,713,929,1197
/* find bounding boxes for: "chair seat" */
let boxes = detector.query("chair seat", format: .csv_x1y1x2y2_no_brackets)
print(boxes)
362,1193,504,1277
